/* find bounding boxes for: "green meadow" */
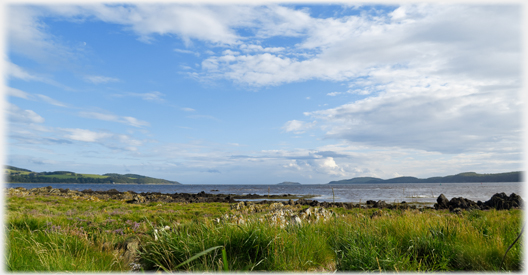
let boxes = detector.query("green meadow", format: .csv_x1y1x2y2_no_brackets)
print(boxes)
5,193,523,272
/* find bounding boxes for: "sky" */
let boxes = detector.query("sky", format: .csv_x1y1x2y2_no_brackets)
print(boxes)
2,1,525,185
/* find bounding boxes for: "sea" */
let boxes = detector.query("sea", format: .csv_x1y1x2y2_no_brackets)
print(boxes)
6,182,523,206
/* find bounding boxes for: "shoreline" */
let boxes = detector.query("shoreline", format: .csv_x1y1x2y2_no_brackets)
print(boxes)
6,186,522,212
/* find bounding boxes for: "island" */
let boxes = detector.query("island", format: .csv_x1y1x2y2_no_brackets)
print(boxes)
4,166,181,184
277,181,301,185
328,171,522,184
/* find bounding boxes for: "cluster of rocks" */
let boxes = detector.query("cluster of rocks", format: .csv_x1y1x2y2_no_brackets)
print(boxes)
434,192,522,212
6,187,522,213
279,197,419,210
217,201,337,228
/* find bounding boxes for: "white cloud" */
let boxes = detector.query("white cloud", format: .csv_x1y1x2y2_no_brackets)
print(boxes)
60,128,144,151
239,44,284,53
197,4,519,88
77,4,258,45
114,91,165,102
7,6,67,62
79,111,150,127
35,94,68,107
6,61,46,82
305,70,521,154
122,116,150,128
140,91,164,101
182,107,195,112
6,61,73,90
7,103,45,124
7,87,31,99
174,48,200,56
282,120,316,134
64,128,111,142
7,87,70,108
84,75,120,84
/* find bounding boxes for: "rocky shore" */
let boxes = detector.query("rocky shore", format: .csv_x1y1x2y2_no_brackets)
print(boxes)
5,186,522,212
5,186,305,204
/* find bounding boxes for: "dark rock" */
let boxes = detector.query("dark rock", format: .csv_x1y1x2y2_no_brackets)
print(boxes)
373,200,389,208
435,194,449,210
449,197,480,211
105,188,120,194
483,192,523,210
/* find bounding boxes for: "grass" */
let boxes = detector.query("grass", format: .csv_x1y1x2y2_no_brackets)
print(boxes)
5,193,524,272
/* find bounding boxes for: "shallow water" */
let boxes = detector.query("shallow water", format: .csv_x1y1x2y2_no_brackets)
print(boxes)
6,182,522,206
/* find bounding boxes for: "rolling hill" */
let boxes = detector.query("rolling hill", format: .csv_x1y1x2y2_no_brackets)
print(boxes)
4,166,181,184
328,171,522,184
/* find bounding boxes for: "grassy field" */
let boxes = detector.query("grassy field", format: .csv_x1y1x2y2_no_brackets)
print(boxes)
5,193,523,272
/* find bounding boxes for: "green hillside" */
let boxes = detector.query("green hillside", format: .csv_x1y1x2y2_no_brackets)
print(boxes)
328,171,522,184
4,166,181,184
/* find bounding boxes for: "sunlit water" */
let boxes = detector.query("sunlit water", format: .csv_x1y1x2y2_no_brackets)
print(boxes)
6,182,522,206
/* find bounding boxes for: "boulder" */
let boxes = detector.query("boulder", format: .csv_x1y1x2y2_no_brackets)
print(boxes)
435,194,449,210
450,197,480,211
483,192,523,210
373,200,389,208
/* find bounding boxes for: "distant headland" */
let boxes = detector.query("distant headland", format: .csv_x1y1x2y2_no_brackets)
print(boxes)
328,171,522,184
4,166,181,185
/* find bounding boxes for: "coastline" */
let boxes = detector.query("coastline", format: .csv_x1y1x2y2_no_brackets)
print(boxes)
6,186,522,211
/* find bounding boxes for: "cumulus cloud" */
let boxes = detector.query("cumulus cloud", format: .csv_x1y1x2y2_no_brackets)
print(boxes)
53,4,258,45
305,68,521,154
198,4,519,88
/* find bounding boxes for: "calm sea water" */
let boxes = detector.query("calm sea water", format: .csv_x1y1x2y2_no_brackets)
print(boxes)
6,182,522,206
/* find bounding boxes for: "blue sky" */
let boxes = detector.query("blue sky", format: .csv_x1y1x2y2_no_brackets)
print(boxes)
3,2,523,184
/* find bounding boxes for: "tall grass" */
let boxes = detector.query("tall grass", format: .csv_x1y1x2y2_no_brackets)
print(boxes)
5,194,523,272
140,219,336,271
139,209,523,272
6,223,128,271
